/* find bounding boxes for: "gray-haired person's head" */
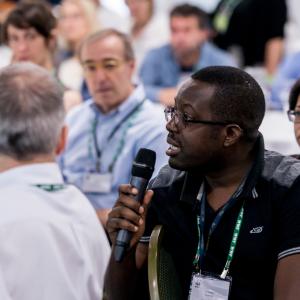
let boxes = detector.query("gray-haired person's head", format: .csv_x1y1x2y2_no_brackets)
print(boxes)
0,63,65,161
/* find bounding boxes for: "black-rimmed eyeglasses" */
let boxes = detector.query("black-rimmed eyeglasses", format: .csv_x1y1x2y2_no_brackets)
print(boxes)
164,106,232,128
287,110,300,123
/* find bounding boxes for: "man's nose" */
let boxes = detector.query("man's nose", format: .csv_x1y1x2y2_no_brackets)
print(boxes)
166,117,179,133
94,68,107,82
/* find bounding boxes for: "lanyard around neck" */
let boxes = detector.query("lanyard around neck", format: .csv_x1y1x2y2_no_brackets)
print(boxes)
193,191,244,279
91,99,145,172
34,184,65,192
213,0,243,33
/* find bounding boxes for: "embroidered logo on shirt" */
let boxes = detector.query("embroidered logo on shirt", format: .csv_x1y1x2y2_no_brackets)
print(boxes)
250,226,263,234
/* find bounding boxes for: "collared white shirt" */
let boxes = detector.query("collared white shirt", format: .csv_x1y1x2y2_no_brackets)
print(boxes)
0,163,111,300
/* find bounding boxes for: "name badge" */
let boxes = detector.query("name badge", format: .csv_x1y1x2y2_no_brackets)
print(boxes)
189,273,231,300
82,173,112,193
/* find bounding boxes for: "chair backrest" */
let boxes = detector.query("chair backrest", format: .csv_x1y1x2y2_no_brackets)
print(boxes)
148,225,183,300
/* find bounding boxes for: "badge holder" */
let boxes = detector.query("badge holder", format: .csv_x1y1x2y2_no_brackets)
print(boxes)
82,172,112,193
189,272,232,300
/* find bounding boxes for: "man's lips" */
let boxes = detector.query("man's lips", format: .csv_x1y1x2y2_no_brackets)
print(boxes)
166,136,181,156
96,87,112,93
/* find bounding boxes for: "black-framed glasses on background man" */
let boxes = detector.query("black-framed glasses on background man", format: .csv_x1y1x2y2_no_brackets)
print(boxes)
164,106,234,128
287,110,300,123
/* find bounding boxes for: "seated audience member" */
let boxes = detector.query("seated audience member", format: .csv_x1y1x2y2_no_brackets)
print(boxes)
105,66,300,299
57,0,98,92
0,0,15,68
0,63,110,300
212,0,286,76
125,0,169,73
92,0,128,32
287,79,300,156
59,29,168,227
2,2,56,72
139,4,236,105
271,51,300,110
2,2,81,111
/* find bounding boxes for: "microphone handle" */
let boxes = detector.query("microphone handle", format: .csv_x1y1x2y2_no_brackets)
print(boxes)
114,176,149,262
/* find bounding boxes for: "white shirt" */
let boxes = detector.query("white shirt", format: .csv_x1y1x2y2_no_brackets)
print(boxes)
0,46,12,69
0,163,111,300
97,5,129,33
57,57,83,91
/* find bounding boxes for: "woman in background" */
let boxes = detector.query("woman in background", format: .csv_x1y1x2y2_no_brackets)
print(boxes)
57,0,99,92
125,0,169,73
2,2,56,72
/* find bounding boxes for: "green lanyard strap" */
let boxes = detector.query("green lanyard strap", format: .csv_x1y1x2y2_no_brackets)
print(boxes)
193,200,244,279
89,99,145,172
34,184,65,192
220,204,244,279
213,0,243,33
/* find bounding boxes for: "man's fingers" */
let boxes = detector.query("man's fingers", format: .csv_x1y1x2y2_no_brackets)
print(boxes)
107,217,139,234
139,189,154,214
118,184,138,196
112,206,142,226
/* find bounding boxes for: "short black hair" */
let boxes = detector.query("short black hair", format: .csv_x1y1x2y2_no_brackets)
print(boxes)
170,4,209,29
2,2,56,43
288,79,300,110
191,66,266,142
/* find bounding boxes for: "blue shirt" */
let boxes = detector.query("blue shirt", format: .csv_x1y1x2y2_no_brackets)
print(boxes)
271,51,300,110
139,42,236,102
59,86,168,209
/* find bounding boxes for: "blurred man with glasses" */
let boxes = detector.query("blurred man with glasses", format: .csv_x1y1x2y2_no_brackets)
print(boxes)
59,29,168,227
105,66,300,300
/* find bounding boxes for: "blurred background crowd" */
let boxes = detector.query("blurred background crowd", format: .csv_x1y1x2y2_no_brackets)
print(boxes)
0,0,299,154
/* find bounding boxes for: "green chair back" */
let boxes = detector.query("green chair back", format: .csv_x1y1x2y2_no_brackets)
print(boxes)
148,225,183,300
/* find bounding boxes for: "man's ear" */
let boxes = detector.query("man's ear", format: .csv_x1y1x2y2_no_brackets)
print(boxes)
128,59,136,77
223,124,243,147
55,125,68,155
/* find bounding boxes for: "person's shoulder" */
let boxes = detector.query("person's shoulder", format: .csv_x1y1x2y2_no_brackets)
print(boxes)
149,164,185,190
140,100,164,117
144,44,172,60
263,150,300,188
202,42,236,66
61,185,105,225
132,101,166,135
65,99,93,124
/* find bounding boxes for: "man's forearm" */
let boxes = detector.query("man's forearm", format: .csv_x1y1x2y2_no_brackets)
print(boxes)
265,37,284,75
104,246,139,300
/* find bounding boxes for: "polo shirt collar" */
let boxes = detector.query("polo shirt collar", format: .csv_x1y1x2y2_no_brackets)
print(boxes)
0,163,64,186
89,84,146,117
179,133,265,206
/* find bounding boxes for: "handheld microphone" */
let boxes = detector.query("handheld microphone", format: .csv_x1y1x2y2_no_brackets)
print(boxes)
114,148,156,262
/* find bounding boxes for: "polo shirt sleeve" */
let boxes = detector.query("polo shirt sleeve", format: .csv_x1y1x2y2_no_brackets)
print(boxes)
265,0,286,39
277,176,300,260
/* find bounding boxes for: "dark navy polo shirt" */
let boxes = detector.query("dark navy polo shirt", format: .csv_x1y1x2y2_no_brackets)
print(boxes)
140,135,300,300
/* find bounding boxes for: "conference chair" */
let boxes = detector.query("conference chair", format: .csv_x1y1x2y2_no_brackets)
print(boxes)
148,225,183,300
